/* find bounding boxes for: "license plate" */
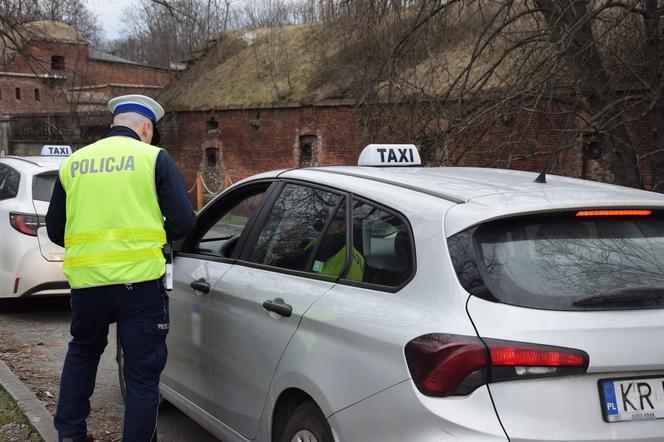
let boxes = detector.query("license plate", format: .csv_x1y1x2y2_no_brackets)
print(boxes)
599,376,664,422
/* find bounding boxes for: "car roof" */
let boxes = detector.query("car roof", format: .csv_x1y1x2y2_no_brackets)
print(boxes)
0,155,65,172
286,166,636,202
279,166,664,235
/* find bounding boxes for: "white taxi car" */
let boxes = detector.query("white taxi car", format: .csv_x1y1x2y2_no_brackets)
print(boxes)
145,145,664,441
0,146,70,297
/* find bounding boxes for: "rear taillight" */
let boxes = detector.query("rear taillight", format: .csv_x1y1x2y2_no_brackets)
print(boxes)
9,212,44,236
405,334,589,397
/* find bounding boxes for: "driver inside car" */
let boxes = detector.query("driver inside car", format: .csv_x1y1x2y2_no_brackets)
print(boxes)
272,211,365,281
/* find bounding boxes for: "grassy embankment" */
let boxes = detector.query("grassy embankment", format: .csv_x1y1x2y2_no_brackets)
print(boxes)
0,386,41,441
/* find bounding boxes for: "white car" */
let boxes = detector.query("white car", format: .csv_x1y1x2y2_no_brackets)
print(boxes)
128,144,664,441
0,151,69,297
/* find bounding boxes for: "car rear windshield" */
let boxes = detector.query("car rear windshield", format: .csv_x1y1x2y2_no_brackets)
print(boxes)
32,173,57,202
447,212,664,310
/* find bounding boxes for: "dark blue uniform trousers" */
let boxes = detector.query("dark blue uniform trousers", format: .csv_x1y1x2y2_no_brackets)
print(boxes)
54,280,169,442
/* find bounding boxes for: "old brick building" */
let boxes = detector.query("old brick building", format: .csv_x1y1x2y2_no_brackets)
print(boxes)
0,20,172,155
157,25,657,203
159,104,365,196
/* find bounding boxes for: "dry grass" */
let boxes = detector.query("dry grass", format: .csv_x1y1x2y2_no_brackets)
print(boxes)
159,25,331,110
157,1,612,111
0,387,41,442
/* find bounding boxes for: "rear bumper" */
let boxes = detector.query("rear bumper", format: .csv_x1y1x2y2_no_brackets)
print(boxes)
9,248,69,297
19,281,70,297
489,372,664,441
328,380,507,442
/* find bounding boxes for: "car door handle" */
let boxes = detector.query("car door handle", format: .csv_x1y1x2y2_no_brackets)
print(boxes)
262,298,292,317
190,279,210,294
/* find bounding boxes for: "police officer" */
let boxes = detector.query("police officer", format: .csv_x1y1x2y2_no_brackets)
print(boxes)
46,95,195,442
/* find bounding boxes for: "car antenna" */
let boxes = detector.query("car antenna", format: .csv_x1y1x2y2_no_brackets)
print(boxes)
534,145,559,184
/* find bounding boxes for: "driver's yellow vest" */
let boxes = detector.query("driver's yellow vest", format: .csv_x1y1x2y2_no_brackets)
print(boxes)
59,136,166,288
305,241,365,281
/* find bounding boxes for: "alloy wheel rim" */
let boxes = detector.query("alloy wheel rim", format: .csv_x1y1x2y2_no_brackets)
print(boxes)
290,429,318,442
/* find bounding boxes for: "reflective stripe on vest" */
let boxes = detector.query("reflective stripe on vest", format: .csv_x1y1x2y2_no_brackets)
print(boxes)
65,228,166,248
59,136,166,288
63,247,163,270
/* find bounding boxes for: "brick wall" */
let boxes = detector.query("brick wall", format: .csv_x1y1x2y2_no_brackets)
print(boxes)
160,106,368,196
624,101,654,188
81,61,171,88
1,40,172,116
5,41,171,87
0,75,70,114
161,101,658,205
5,41,88,75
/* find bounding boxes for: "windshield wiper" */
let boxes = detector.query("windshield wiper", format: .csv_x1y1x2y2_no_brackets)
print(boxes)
572,286,664,307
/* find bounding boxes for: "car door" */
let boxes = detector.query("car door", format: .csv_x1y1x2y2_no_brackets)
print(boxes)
162,180,275,413
32,170,65,262
207,182,351,439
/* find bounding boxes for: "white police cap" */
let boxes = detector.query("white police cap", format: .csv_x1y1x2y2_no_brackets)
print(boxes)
358,144,421,167
107,94,165,123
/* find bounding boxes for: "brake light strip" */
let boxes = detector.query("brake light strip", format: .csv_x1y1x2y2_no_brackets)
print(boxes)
576,210,652,217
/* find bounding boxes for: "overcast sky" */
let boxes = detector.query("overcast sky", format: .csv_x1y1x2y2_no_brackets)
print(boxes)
87,0,135,40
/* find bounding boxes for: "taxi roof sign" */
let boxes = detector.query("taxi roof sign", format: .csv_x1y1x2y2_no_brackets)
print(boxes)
41,145,71,156
358,144,421,167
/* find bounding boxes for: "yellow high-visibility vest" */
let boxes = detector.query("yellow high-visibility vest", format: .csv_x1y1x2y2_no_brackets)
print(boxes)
306,241,365,281
59,136,166,288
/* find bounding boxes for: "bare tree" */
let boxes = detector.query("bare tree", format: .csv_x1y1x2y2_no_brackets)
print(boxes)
108,0,240,67
317,0,662,189
111,0,664,189
0,0,102,45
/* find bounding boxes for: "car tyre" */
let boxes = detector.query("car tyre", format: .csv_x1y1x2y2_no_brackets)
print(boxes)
280,401,333,442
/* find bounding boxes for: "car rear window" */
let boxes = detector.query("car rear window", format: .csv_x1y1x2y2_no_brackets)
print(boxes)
32,173,57,202
447,212,664,310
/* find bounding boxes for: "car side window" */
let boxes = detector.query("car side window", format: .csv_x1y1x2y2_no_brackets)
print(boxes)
0,165,7,199
350,199,414,287
247,184,345,275
192,186,268,258
32,172,57,202
0,165,19,200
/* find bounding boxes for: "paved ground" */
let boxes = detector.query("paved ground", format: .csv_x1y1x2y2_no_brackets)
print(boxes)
0,297,219,442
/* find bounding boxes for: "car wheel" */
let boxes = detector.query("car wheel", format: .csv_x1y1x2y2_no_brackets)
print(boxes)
281,401,333,442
